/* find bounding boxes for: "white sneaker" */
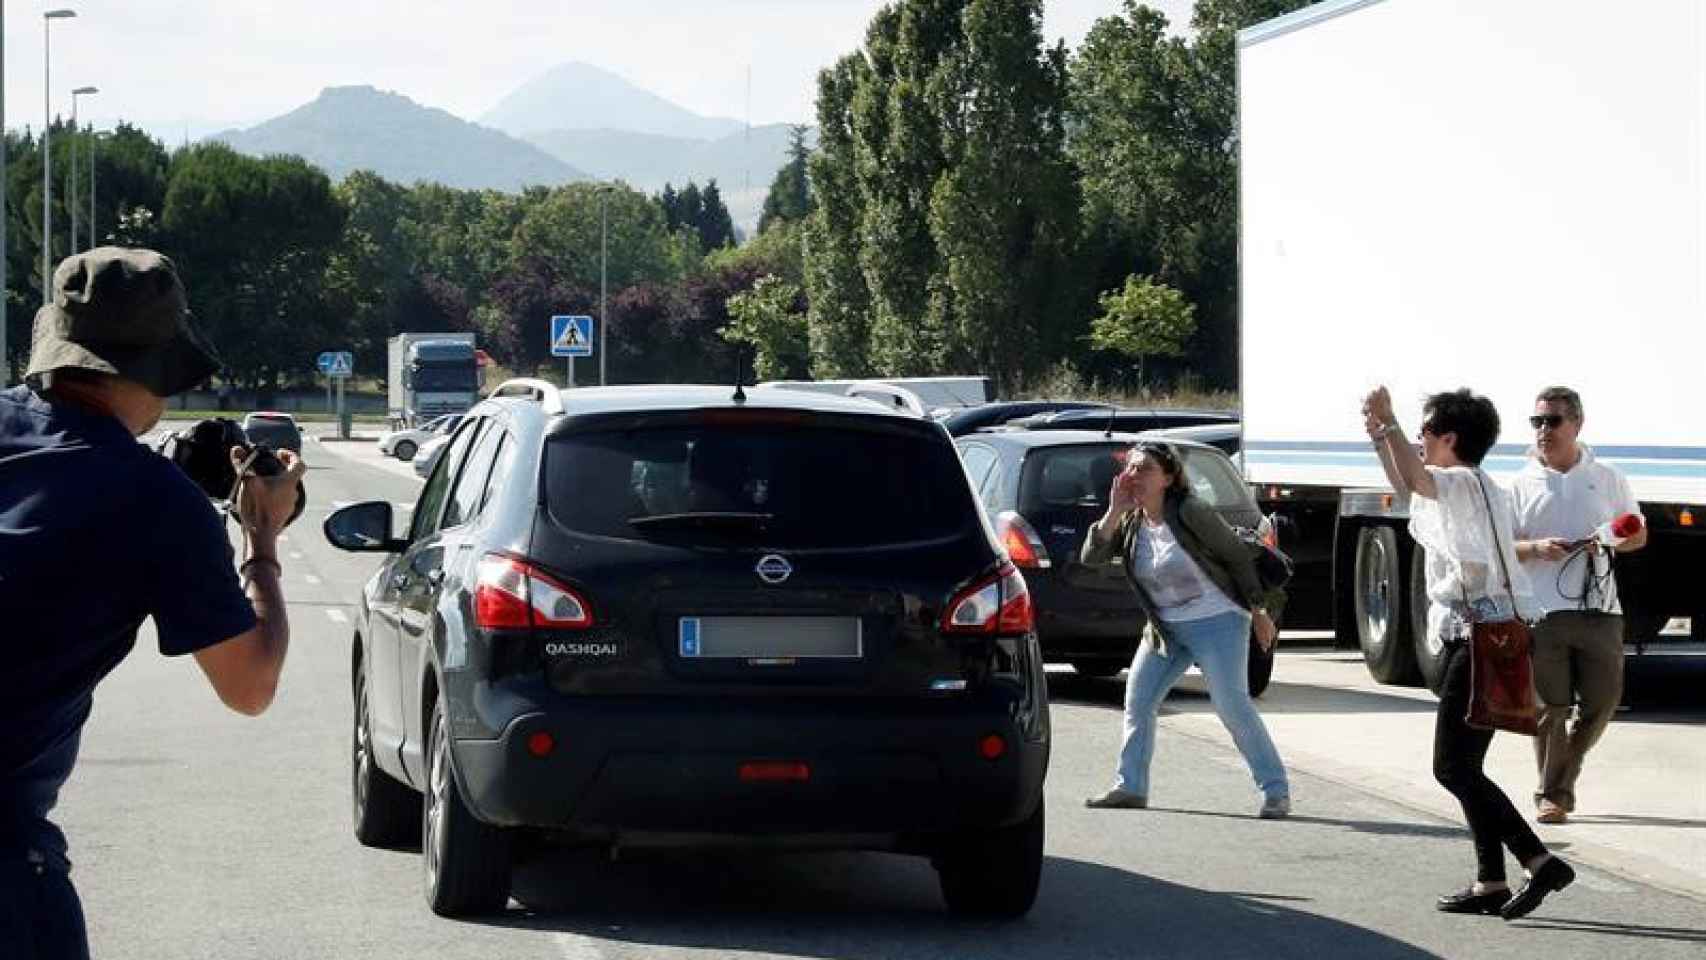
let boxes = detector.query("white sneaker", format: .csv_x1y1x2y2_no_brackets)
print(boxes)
1259,794,1292,819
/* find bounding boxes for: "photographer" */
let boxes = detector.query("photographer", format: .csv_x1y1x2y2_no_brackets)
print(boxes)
0,248,304,960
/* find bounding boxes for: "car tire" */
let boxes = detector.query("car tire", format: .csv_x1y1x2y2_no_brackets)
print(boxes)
1408,547,1450,694
1070,659,1126,679
1354,526,1421,686
353,663,420,848
423,699,511,916
394,439,417,462
934,796,1044,919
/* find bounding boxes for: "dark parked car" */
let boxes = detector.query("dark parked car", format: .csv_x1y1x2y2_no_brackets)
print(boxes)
240,411,302,453
325,380,1050,918
1011,407,1236,435
954,430,1284,696
940,400,1110,437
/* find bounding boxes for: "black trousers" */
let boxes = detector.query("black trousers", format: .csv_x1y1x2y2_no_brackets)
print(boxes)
0,853,89,960
1432,642,1548,882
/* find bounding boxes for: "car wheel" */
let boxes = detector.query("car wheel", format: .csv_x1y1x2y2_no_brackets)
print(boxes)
1070,659,1126,679
394,439,417,462
353,662,421,847
1408,547,1450,694
423,698,511,916
1354,526,1421,685
934,796,1044,919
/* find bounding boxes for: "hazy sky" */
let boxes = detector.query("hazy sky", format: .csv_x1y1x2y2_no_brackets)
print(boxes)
1,0,1195,141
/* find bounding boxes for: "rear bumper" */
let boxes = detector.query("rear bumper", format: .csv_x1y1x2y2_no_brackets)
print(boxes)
1028,571,1143,661
450,694,1047,837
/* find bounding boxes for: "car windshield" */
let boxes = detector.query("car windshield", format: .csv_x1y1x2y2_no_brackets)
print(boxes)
413,366,477,392
545,423,974,548
1021,444,1252,512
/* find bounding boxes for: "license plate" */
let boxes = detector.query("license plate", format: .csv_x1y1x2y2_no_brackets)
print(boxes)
678,616,863,660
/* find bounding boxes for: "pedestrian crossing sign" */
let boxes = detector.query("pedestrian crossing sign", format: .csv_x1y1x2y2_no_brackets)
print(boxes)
550,315,594,358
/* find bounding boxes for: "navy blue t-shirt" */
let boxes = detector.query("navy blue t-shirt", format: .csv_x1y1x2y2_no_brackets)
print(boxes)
0,386,257,863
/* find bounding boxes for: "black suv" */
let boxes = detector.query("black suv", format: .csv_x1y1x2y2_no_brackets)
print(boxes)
325,381,1049,918
954,430,1284,696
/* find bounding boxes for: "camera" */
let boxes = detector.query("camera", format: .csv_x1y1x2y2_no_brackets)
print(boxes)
155,418,306,526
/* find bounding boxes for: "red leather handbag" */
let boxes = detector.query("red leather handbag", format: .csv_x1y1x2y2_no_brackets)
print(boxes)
1465,474,1539,736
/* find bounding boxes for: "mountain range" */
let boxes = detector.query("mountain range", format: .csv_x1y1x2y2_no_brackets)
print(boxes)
210,63,807,232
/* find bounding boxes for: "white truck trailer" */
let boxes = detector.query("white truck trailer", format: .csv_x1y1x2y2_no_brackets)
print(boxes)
1236,0,1706,689
387,332,479,428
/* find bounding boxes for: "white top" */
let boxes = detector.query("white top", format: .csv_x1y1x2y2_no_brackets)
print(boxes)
1408,466,1536,643
1130,519,1241,623
1511,444,1641,615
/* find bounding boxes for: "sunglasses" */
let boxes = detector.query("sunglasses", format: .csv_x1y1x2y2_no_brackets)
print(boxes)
1529,414,1567,430
1418,421,1440,440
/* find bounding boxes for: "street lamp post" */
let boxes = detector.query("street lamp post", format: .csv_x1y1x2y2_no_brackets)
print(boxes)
69,86,97,254
41,8,77,304
89,129,98,249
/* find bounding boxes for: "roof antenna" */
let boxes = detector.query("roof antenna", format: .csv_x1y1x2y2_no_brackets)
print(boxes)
732,347,747,404
1103,401,1117,439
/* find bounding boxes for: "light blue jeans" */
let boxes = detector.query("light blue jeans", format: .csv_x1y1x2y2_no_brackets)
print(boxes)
1115,609,1290,800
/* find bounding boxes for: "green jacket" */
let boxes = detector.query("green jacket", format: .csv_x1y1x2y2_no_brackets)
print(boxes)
1081,489,1270,655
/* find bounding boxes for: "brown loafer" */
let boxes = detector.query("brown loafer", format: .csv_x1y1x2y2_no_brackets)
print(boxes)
1536,800,1567,825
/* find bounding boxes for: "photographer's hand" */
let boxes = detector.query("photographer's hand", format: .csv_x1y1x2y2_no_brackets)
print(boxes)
231,446,307,542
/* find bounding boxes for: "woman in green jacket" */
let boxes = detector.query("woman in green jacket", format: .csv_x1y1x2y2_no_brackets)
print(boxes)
1082,442,1291,818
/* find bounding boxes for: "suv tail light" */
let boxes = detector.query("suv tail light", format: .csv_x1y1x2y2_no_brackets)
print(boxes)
942,562,1034,635
474,554,593,631
994,511,1051,569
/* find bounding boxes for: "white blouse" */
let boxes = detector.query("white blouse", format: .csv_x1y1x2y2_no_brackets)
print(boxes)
1407,466,1536,642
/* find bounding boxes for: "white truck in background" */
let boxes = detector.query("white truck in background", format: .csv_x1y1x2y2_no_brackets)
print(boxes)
1236,0,1706,690
387,332,480,428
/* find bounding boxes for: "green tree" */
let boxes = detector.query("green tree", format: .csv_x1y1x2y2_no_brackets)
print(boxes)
160,144,346,392
721,274,809,380
1087,274,1196,390
803,56,873,378
758,124,815,234
927,0,1081,391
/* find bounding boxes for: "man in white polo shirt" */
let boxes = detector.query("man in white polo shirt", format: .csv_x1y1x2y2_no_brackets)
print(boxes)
1511,386,1647,825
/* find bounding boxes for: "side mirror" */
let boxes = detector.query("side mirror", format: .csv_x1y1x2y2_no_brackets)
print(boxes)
324,501,406,553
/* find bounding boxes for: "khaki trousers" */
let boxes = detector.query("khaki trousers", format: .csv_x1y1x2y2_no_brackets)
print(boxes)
1531,611,1624,811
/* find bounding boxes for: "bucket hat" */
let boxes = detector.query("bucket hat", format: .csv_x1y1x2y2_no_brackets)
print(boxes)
25,246,220,397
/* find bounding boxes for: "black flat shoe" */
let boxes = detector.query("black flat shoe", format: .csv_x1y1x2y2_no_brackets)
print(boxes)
1436,887,1511,915
1501,857,1576,921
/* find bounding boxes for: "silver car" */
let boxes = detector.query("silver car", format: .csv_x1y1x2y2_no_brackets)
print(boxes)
379,414,461,462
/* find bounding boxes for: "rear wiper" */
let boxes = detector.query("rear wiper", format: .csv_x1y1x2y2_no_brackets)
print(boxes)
627,512,775,533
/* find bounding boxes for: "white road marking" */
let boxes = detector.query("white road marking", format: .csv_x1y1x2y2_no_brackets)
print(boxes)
325,609,348,624
303,574,322,586
289,551,304,561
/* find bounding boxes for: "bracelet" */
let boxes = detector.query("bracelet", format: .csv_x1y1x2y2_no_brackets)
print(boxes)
239,556,283,580
1369,422,1401,442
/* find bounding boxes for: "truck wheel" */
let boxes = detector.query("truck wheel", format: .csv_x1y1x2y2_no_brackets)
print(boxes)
353,663,421,847
1408,547,1449,693
1354,526,1421,685
934,797,1044,919
394,439,417,462
1070,659,1126,678
423,699,511,916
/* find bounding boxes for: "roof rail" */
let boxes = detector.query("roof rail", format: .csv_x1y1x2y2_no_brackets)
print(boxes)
487,378,566,415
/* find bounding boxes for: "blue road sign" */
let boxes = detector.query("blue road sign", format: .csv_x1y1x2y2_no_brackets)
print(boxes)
318,351,354,377
550,315,594,358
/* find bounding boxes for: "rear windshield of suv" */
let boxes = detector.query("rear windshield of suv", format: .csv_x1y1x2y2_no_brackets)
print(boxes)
545,421,976,548
244,420,300,448
1021,444,1252,512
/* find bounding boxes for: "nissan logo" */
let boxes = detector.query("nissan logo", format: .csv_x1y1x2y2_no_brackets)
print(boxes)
755,554,793,585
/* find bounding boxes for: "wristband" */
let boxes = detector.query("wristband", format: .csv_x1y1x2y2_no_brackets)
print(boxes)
240,556,283,580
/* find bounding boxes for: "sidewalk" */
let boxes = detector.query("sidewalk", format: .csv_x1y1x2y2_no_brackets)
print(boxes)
1161,647,1706,900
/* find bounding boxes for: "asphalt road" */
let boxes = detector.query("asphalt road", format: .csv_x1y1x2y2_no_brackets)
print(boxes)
52,433,1706,959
